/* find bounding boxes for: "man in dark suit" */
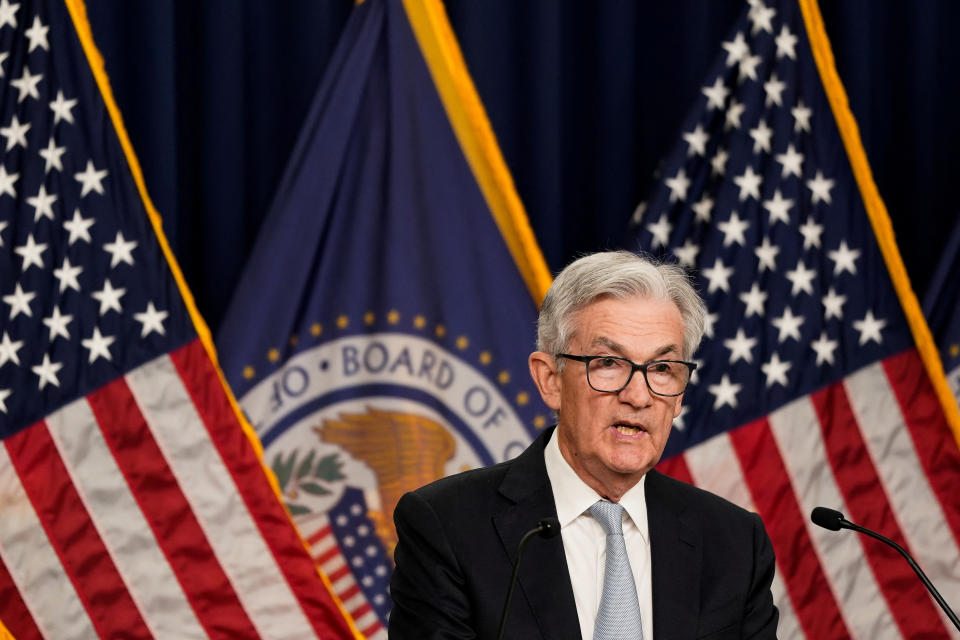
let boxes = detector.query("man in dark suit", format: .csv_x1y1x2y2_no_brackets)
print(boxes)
389,251,779,639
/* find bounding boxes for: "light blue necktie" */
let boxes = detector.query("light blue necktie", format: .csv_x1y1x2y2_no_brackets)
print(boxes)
590,500,643,640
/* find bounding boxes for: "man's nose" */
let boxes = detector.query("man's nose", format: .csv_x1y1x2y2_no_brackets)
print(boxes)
618,369,653,407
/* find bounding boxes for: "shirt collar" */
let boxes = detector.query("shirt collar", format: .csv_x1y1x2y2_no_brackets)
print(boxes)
544,428,649,543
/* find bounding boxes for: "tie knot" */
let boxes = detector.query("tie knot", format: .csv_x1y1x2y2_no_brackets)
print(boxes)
589,500,625,536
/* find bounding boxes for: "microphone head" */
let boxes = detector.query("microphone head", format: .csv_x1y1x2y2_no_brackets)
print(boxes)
811,506,845,531
537,517,561,539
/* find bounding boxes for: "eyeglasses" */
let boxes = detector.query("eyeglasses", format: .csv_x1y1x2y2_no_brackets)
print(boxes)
556,353,697,397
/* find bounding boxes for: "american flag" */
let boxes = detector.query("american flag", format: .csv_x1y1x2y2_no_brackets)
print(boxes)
0,1,357,637
632,0,960,637
302,489,391,640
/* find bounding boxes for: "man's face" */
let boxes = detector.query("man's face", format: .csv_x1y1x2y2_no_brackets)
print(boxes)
530,295,686,498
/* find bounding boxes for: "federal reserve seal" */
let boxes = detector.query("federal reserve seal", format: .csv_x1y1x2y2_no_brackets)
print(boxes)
238,330,543,636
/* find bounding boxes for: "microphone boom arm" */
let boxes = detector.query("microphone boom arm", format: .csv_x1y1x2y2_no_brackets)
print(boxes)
842,518,960,632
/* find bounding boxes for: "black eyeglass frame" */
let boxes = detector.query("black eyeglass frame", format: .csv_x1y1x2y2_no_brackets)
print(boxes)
555,353,698,397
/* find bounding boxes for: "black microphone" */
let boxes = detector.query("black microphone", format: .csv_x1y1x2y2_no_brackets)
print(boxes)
811,507,960,631
496,517,562,640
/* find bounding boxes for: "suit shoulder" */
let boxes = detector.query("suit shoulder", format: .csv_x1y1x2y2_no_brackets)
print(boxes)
650,469,759,523
406,457,513,508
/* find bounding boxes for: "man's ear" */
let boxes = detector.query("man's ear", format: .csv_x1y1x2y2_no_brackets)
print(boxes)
528,351,561,411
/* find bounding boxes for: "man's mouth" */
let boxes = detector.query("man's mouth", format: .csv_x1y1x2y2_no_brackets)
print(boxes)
613,421,646,436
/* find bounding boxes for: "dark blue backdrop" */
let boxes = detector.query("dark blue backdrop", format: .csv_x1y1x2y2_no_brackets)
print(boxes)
82,1,960,334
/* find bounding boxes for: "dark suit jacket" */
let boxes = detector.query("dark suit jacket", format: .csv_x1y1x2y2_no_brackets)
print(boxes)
389,427,779,639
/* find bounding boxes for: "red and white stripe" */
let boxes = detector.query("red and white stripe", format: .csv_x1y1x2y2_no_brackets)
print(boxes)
662,349,960,639
304,517,388,640
0,339,358,639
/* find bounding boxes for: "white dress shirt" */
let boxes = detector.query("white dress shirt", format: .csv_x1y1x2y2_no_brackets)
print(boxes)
544,431,653,640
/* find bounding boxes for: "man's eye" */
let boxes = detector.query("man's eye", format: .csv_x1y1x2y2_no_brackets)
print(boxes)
597,357,620,368
650,362,671,373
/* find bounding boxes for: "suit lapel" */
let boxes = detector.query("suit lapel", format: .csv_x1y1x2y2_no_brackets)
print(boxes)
493,428,581,640
647,469,701,640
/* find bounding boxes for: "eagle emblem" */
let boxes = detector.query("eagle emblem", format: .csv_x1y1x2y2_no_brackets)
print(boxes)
316,407,455,558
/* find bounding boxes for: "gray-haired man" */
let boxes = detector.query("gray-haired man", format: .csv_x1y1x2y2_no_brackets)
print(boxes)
390,251,779,639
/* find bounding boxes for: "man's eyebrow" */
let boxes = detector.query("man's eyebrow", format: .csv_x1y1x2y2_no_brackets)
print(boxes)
589,337,681,359
590,336,626,354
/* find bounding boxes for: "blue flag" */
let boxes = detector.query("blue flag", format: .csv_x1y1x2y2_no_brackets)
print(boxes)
216,0,551,636
923,217,960,405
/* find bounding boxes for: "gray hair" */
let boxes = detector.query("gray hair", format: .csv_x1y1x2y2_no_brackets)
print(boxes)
537,251,707,361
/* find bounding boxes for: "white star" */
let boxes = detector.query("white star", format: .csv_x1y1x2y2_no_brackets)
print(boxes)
14,233,46,271
692,195,713,223
775,143,804,178
739,283,767,317
798,216,825,250
764,73,787,107
10,66,42,102
63,208,95,245
52,256,83,293
811,331,839,366
2,283,35,319
0,331,22,366
75,160,109,197
710,148,729,176
792,100,813,133
806,171,834,205
733,166,763,201
683,124,709,157
827,240,861,275
761,352,791,388
630,201,646,226
24,15,48,52
763,188,793,225
0,164,18,198
689,358,703,385
42,306,72,342
665,168,690,202
0,0,18,29
822,286,846,320
0,114,29,150
39,136,66,173
0,220,5,247
772,307,805,343
722,32,749,66
703,312,719,339
725,99,746,130
755,236,780,272
103,230,137,268
738,53,762,83
749,119,773,153
0,388,10,413
673,239,700,268
673,405,689,431
717,211,750,247
748,2,776,35
702,77,729,111
785,260,817,296
708,374,742,409
32,354,62,390
26,184,56,222
646,214,673,248
49,90,77,125
0,51,7,78
91,279,126,316
853,310,887,345
81,327,115,363
701,258,734,294
134,301,169,337
775,25,798,60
